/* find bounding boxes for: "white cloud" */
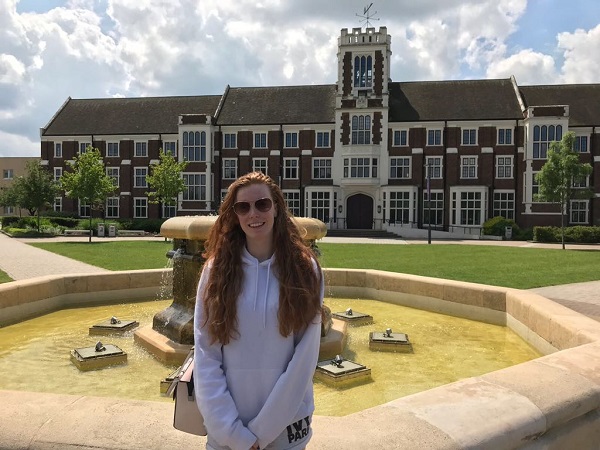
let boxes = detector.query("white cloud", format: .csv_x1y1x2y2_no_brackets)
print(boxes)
558,24,600,84
486,49,558,84
0,129,39,157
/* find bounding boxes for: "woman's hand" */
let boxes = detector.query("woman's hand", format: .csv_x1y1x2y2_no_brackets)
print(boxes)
250,441,260,450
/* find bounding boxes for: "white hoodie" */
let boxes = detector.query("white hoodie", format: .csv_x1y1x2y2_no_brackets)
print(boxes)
194,247,324,450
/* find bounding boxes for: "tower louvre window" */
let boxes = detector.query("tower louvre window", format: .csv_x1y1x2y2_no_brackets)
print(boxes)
354,55,373,88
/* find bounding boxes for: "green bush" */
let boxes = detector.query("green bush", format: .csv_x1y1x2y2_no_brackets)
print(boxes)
483,216,520,239
533,226,600,243
118,218,165,233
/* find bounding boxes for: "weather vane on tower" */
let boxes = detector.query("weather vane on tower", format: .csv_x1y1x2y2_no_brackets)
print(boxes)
356,3,379,29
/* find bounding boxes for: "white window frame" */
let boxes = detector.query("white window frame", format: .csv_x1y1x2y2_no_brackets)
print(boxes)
252,158,268,174
106,197,120,218
163,141,177,157
427,129,443,146
570,200,589,224
460,156,478,179
343,157,378,178
497,128,513,145
450,187,488,227
284,132,298,149
283,158,299,179
107,142,120,157
316,131,330,148
2,169,13,180
107,167,120,189
253,132,267,149
313,158,332,179
78,200,90,218
393,129,408,147
493,190,515,220
572,175,589,188
387,190,413,224
134,167,148,188
134,197,148,218
423,190,444,227
54,167,62,182
135,141,148,157
53,197,62,212
283,190,301,217
79,142,91,154
183,131,206,162
496,156,513,179
54,143,62,158
182,173,206,201
163,202,177,218
574,135,589,153
390,157,411,179
307,190,332,223
461,128,477,146
425,156,443,179
223,133,237,149
532,124,563,159
351,115,371,145
222,158,238,180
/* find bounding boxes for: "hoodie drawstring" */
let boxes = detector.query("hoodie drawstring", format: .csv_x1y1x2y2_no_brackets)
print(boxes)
263,261,271,328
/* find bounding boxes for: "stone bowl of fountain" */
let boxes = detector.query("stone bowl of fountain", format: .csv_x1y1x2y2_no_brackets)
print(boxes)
134,215,342,364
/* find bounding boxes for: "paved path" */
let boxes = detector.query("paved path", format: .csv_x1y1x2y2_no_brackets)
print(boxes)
1,232,599,321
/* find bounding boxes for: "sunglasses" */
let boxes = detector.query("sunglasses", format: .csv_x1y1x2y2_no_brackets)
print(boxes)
232,197,273,216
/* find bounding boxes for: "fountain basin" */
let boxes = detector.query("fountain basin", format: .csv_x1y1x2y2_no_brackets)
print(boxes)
0,268,599,448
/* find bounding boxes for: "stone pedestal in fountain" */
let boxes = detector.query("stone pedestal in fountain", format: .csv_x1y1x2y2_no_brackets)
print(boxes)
134,215,329,364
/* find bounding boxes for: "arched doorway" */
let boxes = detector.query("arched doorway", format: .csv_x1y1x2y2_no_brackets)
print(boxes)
346,194,373,229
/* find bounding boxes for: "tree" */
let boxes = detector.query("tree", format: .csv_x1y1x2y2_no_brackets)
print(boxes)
535,132,593,249
60,147,117,242
12,161,58,231
146,149,188,218
0,184,22,217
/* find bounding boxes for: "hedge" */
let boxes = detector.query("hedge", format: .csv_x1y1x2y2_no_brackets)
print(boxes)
533,226,600,243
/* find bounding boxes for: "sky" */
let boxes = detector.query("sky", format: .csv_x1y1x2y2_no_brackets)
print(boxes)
1,0,600,158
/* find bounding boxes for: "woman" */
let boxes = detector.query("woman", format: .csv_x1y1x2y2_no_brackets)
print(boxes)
194,172,324,450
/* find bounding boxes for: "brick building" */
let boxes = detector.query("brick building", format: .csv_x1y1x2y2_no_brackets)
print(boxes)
40,26,599,235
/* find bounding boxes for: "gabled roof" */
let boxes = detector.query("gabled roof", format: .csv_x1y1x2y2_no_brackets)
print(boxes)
388,78,522,122
519,84,600,127
42,95,222,136
216,85,337,125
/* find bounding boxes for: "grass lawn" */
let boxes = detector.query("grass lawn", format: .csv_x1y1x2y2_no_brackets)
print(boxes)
28,240,600,289
0,269,12,283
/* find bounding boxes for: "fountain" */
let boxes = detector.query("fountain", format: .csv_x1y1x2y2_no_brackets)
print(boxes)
89,316,139,335
315,354,372,386
70,341,127,371
369,327,413,352
133,215,342,364
332,307,373,325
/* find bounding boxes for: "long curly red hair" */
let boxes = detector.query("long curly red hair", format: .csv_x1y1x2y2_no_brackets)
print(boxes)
201,172,322,345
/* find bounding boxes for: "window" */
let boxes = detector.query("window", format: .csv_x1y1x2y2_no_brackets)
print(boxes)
426,157,443,179
2,169,13,179
390,157,411,179
493,191,515,219
572,175,589,188
53,197,62,212
107,142,119,157
533,125,562,159
351,115,371,145
354,55,373,88
223,133,237,149
223,159,237,179
309,191,331,222
80,142,91,154
460,156,478,179
427,129,442,146
134,197,148,218
285,132,298,148
253,158,268,174
316,132,330,148
393,130,408,146
284,191,301,217
284,158,298,179
182,173,206,201
498,128,513,145
163,141,177,157
462,129,477,146
570,200,589,224
451,191,486,226
54,143,62,158
389,191,411,224
254,132,267,149
135,141,147,157
313,159,332,179
163,202,177,218
574,136,588,153
343,157,377,178
107,167,120,188
496,156,513,179
134,167,148,188
423,191,444,227
106,197,119,218
183,131,206,161
78,200,90,218
531,172,547,202
54,167,62,182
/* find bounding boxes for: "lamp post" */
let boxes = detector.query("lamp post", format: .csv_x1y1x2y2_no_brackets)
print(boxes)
426,160,432,245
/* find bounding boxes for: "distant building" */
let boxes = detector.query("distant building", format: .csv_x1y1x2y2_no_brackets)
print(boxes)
40,26,599,235
0,156,38,217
